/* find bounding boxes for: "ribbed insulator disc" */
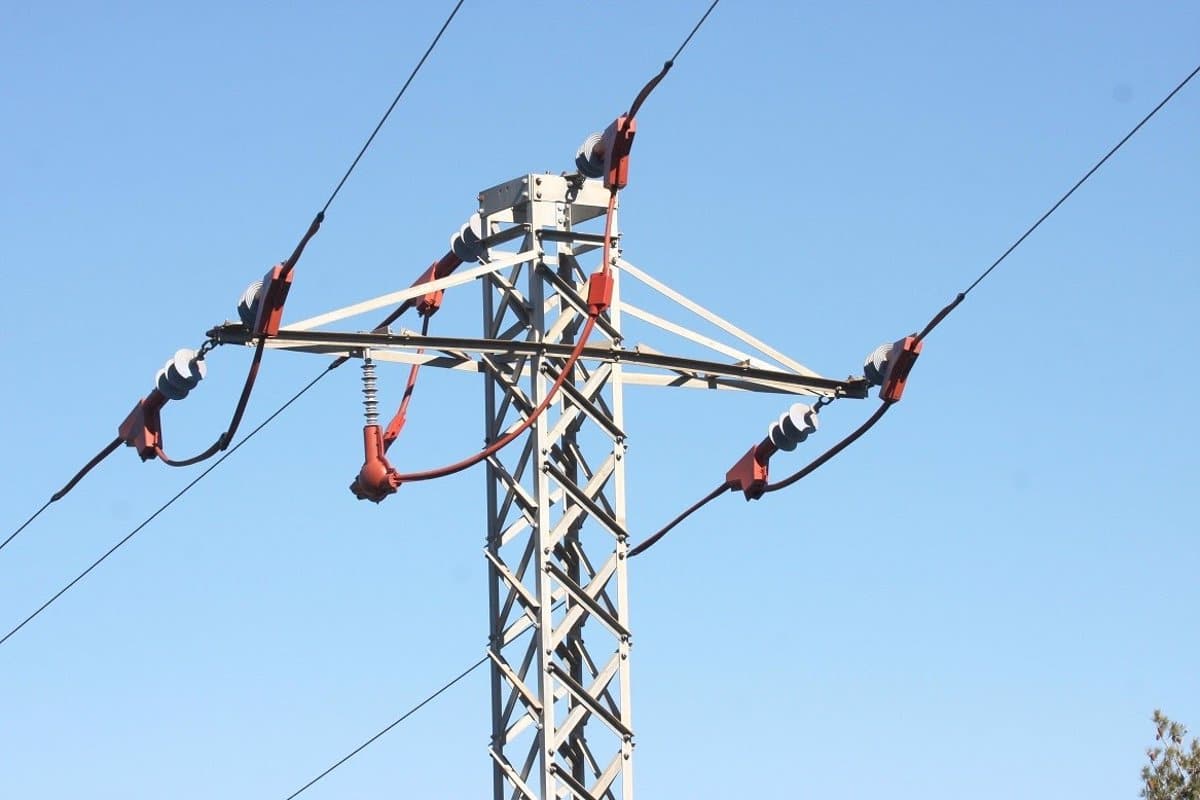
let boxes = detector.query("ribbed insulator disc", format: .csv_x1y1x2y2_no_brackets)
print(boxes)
863,342,893,386
575,132,604,178
237,281,263,327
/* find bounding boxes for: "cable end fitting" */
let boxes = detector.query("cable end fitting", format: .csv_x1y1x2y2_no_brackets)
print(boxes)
600,115,636,191
252,263,296,337
587,271,614,316
118,391,167,461
414,262,446,317
864,336,923,403
351,425,402,503
726,444,771,501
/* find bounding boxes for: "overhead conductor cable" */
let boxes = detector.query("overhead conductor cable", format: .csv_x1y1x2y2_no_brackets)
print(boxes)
0,0,466,552
629,58,1200,557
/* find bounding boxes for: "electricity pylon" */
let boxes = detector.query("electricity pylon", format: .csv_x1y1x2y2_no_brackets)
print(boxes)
212,171,865,799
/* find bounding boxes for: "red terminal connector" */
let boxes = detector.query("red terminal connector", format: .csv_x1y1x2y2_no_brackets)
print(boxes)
117,390,168,461
880,336,923,403
414,262,446,317
726,441,775,501
252,263,296,337
350,425,402,502
587,271,614,316
600,115,637,191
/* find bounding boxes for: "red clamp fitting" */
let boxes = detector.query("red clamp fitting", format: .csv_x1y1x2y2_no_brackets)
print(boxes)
600,115,637,191
726,442,773,501
253,263,295,337
414,262,445,317
587,271,614,316
350,425,402,503
118,390,167,461
880,336,923,403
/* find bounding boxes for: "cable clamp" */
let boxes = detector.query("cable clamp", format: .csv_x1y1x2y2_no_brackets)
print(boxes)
350,425,402,502
600,115,637,191
725,444,769,501
252,263,295,337
414,262,445,317
587,271,614,316
871,336,923,403
118,391,166,461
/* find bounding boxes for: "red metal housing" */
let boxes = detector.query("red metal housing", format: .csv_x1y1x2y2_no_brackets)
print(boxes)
118,390,168,461
726,443,772,501
600,115,637,191
351,424,402,502
880,336,923,403
252,263,295,337
587,271,614,316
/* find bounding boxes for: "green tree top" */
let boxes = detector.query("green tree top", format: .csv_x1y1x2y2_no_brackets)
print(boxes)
1142,710,1200,800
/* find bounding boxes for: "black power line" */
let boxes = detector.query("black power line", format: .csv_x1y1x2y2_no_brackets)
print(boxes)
321,0,465,216
629,58,1200,557
672,0,720,64
917,60,1200,342
0,0,468,553
0,368,333,649
1,501,51,556
282,655,487,800
1,437,122,555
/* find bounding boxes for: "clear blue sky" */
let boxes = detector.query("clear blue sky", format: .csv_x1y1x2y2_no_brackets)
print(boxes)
2,2,1197,798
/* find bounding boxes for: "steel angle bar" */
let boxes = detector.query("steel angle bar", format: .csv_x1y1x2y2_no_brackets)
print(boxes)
547,453,618,544
544,368,623,445
498,627,540,721
505,711,537,747
618,258,819,377
486,446,538,514
622,302,762,366
498,515,533,549
619,370,816,394
494,535,538,629
573,643,623,718
487,649,542,717
545,462,630,542
547,563,628,643
488,748,537,800
500,609,537,649
551,655,622,756
208,325,868,397
537,229,611,246
487,269,534,327
587,751,623,800
549,763,602,800
485,550,540,615
479,354,536,419
288,248,537,332
546,663,633,740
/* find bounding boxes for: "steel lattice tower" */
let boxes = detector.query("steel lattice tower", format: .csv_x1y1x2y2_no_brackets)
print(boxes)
478,175,634,799
212,171,860,800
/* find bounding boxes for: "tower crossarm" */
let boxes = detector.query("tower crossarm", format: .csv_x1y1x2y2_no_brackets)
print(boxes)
206,324,870,399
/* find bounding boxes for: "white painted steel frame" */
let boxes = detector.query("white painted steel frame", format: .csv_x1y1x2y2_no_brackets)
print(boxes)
480,174,633,800
201,172,871,799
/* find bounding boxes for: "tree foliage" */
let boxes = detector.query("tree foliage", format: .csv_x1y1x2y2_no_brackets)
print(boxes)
1143,710,1200,800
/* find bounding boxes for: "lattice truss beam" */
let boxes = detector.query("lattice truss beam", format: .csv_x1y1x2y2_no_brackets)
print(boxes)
478,175,634,800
